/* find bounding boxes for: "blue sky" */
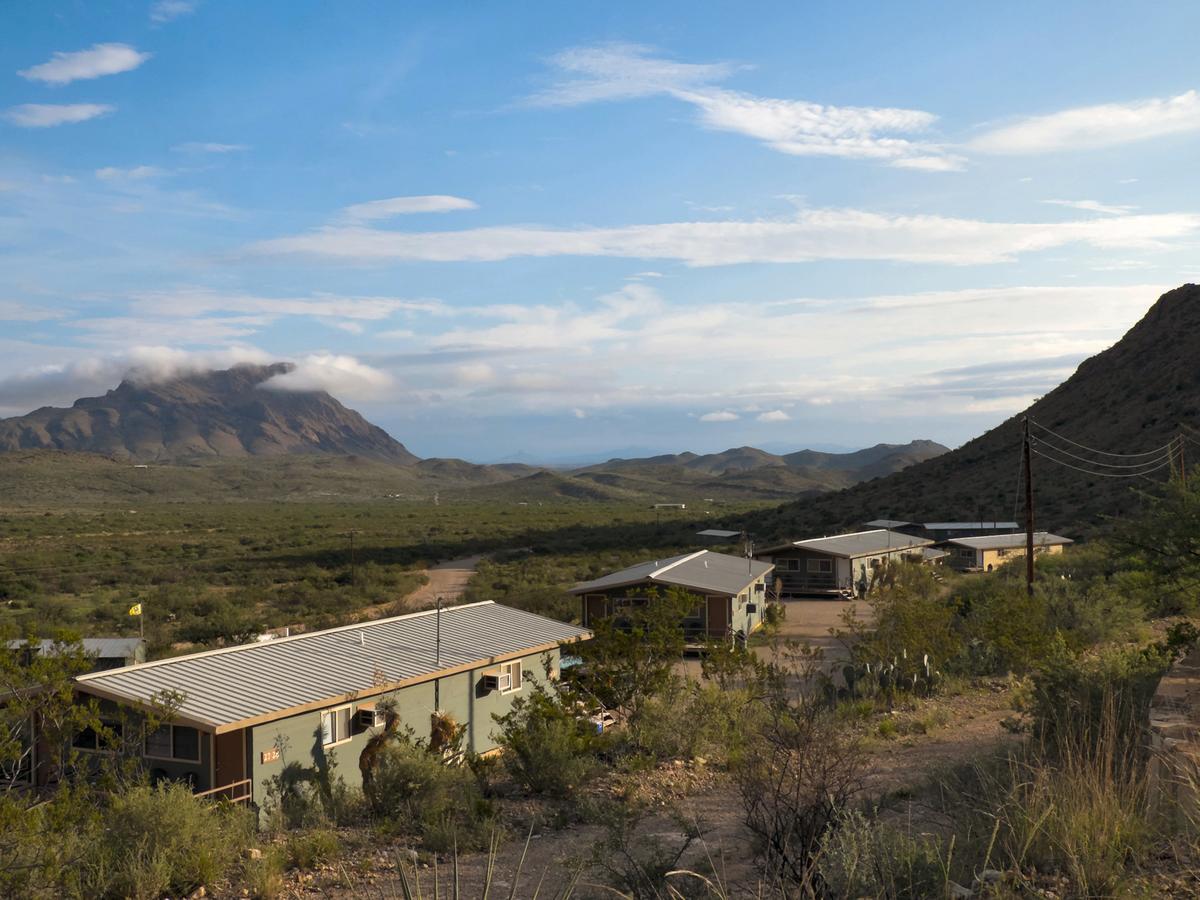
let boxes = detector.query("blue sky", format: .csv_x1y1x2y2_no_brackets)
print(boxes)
2,2,1199,461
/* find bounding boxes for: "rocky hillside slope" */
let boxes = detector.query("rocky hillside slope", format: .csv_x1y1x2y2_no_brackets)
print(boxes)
0,363,416,462
749,284,1200,540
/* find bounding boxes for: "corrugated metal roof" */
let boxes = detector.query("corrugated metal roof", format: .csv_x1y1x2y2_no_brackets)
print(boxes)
924,521,1019,530
569,550,772,596
765,529,933,558
942,532,1073,550
6,638,143,658
696,529,741,538
76,602,588,732
865,519,916,529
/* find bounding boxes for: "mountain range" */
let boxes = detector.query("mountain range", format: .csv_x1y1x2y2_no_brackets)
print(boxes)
0,363,946,503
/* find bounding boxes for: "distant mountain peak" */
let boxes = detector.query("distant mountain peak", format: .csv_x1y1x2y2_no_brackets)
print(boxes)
1,363,417,463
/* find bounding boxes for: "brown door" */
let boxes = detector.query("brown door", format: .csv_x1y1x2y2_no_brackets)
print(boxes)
706,595,729,636
213,729,245,793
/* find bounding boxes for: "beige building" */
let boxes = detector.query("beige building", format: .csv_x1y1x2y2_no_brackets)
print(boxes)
940,532,1073,572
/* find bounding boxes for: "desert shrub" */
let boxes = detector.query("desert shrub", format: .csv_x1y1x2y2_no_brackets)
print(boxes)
631,681,754,765
286,827,341,869
492,680,603,795
1022,624,1196,755
586,799,708,899
844,563,961,680
70,782,255,899
364,741,494,852
242,846,286,900
734,701,865,888
818,808,949,900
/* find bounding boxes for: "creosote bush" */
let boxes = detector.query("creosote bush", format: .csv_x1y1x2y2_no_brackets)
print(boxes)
364,739,494,852
69,782,255,900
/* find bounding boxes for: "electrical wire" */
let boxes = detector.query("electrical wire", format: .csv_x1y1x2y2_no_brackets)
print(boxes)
1031,446,1174,478
1029,434,1179,469
1028,419,1177,458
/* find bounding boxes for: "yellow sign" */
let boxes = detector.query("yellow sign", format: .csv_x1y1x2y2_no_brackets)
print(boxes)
128,603,142,617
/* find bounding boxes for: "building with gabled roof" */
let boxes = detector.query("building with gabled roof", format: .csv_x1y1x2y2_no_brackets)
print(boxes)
568,550,773,641
57,602,588,806
755,529,933,598
939,532,1073,572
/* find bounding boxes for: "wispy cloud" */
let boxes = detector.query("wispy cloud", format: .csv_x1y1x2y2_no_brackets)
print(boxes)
971,89,1200,154
339,195,479,222
95,165,166,181
1042,199,1137,216
757,409,790,422
150,0,199,24
530,43,962,171
700,410,740,422
172,141,248,154
18,43,150,85
529,42,736,106
4,103,114,128
0,301,62,322
128,288,445,320
246,207,1200,267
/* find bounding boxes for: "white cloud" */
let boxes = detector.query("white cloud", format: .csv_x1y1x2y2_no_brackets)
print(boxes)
757,409,791,422
247,206,1200,267
571,408,587,419
971,89,1200,154
0,346,272,412
150,0,198,23
128,288,444,320
4,103,114,128
96,165,165,181
263,353,393,398
172,141,248,153
676,87,964,170
0,301,62,322
1042,199,1137,216
339,195,479,222
372,281,1169,425
70,316,267,345
529,42,736,106
18,43,150,85
531,44,961,171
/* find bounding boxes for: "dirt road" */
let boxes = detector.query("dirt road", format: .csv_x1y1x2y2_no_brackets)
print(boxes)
401,554,484,611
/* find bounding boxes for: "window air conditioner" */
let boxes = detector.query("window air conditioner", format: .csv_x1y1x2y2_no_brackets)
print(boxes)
482,672,512,692
356,707,387,729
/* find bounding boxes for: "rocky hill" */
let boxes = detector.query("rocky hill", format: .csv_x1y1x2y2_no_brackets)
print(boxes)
748,284,1200,540
580,440,947,479
0,363,417,462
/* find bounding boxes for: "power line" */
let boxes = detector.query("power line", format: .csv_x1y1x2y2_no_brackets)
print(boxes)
1029,434,1179,469
1028,419,1177,458
1031,446,1174,479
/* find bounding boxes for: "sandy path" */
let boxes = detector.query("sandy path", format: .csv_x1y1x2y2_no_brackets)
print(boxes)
401,554,484,611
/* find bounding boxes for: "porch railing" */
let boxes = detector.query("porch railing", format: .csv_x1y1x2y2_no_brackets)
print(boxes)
194,777,251,804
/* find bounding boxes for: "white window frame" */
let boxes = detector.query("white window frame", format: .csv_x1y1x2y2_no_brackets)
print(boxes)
321,705,353,747
144,723,202,763
500,660,523,695
806,558,833,574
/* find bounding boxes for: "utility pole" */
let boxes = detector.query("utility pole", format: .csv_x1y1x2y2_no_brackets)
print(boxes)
345,531,361,586
1022,417,1035,597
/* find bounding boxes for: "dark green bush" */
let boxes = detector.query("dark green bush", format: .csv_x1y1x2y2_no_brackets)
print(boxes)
364,741,494,852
